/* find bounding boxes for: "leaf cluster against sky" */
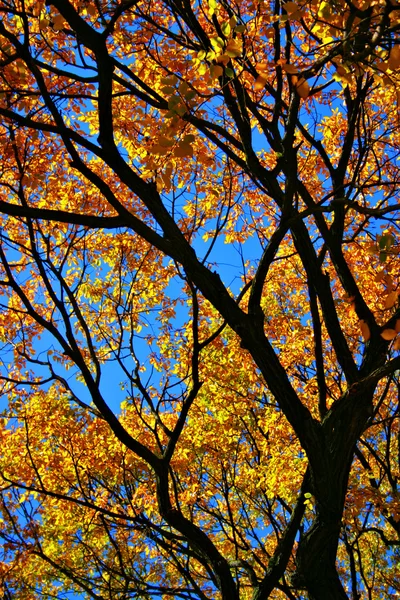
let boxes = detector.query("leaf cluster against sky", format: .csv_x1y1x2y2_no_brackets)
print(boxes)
0,0,400,598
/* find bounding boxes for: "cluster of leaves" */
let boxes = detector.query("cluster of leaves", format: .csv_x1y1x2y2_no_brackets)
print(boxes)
0,0,400,598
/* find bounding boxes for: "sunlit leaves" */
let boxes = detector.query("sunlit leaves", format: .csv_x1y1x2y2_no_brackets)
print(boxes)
0,0,400,597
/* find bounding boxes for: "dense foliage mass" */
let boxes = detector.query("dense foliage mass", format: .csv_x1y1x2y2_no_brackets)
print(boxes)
0,0,400,598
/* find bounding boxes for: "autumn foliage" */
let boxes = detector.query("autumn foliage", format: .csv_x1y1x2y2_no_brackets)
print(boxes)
0,0,400,598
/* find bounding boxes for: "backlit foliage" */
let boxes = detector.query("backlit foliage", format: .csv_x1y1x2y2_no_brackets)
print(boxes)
0,0,400,598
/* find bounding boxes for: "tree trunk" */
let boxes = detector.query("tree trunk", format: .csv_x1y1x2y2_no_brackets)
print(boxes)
293,379,379,598
296,517,349,599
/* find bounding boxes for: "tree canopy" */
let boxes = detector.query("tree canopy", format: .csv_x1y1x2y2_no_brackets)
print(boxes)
0,0,400,598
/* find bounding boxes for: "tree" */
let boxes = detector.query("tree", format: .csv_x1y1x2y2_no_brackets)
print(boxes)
0,0,399,597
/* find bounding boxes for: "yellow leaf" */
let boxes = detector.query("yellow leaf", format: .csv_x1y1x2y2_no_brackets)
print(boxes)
210,37,224,50
13,15,24,30
318,1,331,19
221,21,231,36
333,72,352,87
335,64,348,76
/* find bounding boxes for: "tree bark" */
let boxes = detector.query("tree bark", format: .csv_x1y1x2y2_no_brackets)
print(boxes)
296,516,349,599
294,385,377,599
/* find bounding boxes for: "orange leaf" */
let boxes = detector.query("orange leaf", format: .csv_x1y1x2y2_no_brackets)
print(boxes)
381,329,397,341
281,63,298,74
149,144,170,156
85,4,97,16
388,45,400,71
254,75,268,91
384,291,398,309
210,65,223,79
283,1,299,13
158,136,175,148
225,39,242,58
174,142,193,157
283,1,303,20
39,17,50,29
347,302,356,317
215,54,230,65
295,77,310,99
385,274,394,290
53,14,66,31
359,320,370,341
